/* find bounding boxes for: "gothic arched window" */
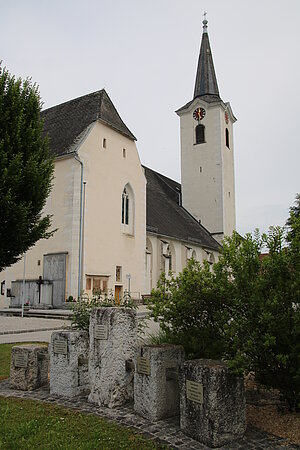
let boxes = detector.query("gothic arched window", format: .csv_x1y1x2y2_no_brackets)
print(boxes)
195,123,205,144
121,183,135,235
122,188,129,225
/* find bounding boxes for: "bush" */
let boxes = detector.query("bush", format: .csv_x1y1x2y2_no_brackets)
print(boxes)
71,290,136,333
147,195,300,410
147,259,230,359
217,228,300,410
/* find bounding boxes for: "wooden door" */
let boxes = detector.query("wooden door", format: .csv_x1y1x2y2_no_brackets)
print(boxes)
115,285,122,305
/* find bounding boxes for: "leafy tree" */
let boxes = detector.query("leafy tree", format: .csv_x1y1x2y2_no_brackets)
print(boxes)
218,227,300,410
286,193,300,242
148,259,230,359
148,195,300,410
0,65,55,271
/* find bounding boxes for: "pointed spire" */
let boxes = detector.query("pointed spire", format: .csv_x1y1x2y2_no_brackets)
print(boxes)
193,14,220,101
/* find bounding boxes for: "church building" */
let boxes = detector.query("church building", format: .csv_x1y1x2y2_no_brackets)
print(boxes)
0,18,236,308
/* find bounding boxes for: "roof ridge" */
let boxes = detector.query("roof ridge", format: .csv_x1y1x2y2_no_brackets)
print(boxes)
42,89,104,113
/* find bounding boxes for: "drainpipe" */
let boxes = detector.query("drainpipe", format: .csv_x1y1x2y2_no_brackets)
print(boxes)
74,154,84,299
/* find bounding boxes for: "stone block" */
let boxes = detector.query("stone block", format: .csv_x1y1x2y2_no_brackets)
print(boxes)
50,330,89,397
10,344,49,390
134,344,184,421
88,307,137,408
180,359,246,448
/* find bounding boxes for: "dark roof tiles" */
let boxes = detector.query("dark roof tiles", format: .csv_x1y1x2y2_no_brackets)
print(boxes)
193,32,220,101
41,90,136,157
144,166,220,251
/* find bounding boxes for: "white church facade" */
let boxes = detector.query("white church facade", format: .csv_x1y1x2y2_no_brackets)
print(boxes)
0,19,236,308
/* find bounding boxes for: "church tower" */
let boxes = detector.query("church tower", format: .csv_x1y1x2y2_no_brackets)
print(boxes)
176,16,236,243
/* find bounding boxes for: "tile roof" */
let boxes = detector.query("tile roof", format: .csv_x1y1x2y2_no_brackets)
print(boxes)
193,31,220,101
144,166,220,251
41,90,136,157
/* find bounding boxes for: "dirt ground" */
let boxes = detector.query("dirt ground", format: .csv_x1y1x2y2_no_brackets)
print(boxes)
245,374,300,446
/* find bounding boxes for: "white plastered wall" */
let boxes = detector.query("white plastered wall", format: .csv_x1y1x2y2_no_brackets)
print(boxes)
145,233,219,292
178,98,236,241
78,121,147,299
2,156,81,306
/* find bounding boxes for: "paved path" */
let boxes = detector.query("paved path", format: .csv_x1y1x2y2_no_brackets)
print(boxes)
0,380,298,449
0,308,159,344
0,316,71,344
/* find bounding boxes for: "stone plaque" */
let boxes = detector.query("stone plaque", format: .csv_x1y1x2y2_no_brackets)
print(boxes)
94,324,108,340
14,353,28,368
186,380,203,404
137,356,150,375
54,339,68,355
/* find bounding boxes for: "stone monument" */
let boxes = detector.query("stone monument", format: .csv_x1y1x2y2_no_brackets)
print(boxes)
179,359,246,448
134,344,184,420
50,330,89,397
10,344,49,391
88,307,137,408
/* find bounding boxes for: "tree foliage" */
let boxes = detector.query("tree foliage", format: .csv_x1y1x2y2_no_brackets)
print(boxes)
0,65,55,271
148,195,300,410
148,260,230,359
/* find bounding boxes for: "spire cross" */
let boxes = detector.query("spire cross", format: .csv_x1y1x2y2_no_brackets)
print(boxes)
202,11,208,33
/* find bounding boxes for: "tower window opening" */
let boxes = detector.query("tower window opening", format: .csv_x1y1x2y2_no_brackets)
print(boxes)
195,123,205,144
103,138,107,148
123,148,126,158
225,128,230,148
199,166,202,173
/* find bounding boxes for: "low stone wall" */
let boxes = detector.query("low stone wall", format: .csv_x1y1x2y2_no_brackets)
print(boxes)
50,330,89,397
10,344,49,390
88,307,137,408
179,359,246,448
134,344,184,421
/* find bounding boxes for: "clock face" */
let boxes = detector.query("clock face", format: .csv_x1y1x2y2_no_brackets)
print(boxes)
225,111,229,124
193,107,206,121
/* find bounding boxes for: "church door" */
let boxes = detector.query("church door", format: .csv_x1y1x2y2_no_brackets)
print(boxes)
115,285,122,304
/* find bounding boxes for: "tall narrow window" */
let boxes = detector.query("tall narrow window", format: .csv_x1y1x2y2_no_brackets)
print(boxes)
121,183,135,235
225,128,230,148
122,188,129,225
195,123,205,144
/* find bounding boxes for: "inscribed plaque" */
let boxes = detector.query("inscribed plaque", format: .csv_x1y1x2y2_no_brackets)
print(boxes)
54,339,68,355
14,353,28,368
186,380,203,404
94,324,108,340
137,356,150,375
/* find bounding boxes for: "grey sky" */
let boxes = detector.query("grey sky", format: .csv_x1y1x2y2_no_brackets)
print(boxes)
1,0,299,236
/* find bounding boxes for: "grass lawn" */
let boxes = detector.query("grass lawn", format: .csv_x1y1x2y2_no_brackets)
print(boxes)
0,397,167,449
0,344,168,449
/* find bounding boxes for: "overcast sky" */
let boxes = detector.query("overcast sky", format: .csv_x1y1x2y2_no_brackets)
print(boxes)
1,0,299,236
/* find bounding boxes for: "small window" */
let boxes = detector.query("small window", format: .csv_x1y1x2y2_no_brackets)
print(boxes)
123,148,126,158
1,281,5,296
225,128,230,148
37,259,41,266
195,123,205,144
199,166,202,173
103,138,107,149
116,266,122,282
